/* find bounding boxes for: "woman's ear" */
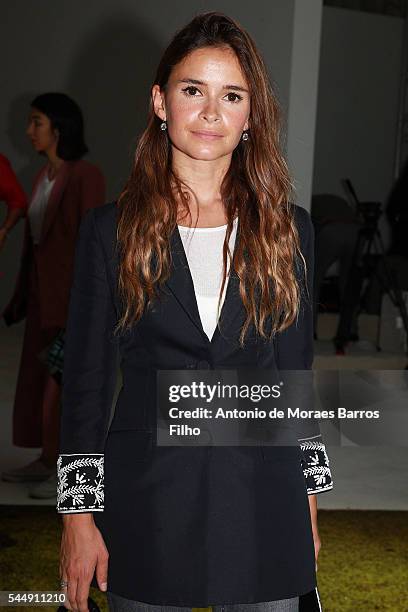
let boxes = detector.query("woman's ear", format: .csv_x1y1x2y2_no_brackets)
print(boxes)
151,84,166,122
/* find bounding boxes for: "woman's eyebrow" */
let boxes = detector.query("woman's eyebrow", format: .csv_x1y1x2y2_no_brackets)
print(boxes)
178,78,249,92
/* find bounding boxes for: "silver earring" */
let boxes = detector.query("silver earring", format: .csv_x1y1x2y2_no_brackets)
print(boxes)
242,130,249,141
160,120,167,131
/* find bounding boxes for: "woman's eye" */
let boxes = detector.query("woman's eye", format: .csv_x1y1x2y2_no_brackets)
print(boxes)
225,92,243,103
182,86,200,96
181,87,243,103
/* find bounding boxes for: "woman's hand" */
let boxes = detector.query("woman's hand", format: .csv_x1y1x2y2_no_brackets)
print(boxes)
308,495,321,571
60,513,109,612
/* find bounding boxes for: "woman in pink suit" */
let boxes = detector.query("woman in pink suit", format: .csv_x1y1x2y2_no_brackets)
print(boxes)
0,154,28,251
1,93,106,498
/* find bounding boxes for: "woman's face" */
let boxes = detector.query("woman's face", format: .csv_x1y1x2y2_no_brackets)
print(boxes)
152,46,250,162
26,108,58,155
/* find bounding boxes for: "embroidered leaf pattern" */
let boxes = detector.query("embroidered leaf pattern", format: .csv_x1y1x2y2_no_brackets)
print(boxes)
56,454,104,512
299,438,333,494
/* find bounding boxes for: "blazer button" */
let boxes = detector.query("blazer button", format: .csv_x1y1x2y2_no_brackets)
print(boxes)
197,360,211,369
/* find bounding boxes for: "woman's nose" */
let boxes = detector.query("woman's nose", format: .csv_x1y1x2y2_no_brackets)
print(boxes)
200,99,220,122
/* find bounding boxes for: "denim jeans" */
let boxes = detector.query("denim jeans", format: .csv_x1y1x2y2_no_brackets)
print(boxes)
106,592,299,612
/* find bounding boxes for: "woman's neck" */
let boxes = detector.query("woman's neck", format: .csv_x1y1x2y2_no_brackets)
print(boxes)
177,205,229,228
172,148,230,201
46,153,64,180
172,149,231,226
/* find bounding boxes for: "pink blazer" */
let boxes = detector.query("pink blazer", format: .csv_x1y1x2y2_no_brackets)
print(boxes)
2,159,106,329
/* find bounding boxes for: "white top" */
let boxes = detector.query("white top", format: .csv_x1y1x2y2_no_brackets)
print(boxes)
177,217,238,341
28,173,55,245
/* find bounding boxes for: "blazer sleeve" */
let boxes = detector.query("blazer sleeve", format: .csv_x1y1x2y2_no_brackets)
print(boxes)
56,207,118,514
78,164,106,216
275,205,333,495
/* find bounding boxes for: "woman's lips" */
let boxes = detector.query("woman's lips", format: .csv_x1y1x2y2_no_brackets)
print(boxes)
191,131,224,140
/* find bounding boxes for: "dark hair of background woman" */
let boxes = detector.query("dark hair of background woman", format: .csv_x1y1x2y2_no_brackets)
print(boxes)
30,92,89,161
116,11,306,347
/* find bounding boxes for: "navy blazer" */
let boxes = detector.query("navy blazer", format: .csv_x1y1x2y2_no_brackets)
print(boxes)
56,202,332,607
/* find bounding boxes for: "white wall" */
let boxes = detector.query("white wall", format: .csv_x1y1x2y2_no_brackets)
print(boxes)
0,0,297,305
287,0,323,211
0,0,295,201
313,6,403,210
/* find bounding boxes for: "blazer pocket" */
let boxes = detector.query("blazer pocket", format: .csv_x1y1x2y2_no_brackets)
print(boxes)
105,429,153,463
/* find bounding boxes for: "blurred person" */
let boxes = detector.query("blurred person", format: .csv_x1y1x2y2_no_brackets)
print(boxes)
386,155,408,259
1,93,106,500
362,158,408,320
311,194,361,342
0,154,28,251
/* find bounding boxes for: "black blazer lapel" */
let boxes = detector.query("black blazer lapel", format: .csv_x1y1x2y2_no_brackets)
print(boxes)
164,221,243,346
164,227,204,338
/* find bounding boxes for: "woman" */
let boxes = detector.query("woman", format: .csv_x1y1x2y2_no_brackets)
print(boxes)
0,154,28,251
1,93,105,500
57,13,333,612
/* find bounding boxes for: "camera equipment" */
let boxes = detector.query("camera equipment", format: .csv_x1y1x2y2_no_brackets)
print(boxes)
334,179,408,356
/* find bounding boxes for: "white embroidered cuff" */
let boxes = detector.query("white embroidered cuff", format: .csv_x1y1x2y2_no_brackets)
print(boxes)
299,437,333,494
56,453,104,513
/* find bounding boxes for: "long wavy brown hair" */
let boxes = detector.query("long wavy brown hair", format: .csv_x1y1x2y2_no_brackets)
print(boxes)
115,11,306,347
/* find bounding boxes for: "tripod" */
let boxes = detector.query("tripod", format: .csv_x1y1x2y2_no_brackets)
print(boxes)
334,200,408,356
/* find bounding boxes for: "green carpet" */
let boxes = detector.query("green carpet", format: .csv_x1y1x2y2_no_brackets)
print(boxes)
0,507,407,612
